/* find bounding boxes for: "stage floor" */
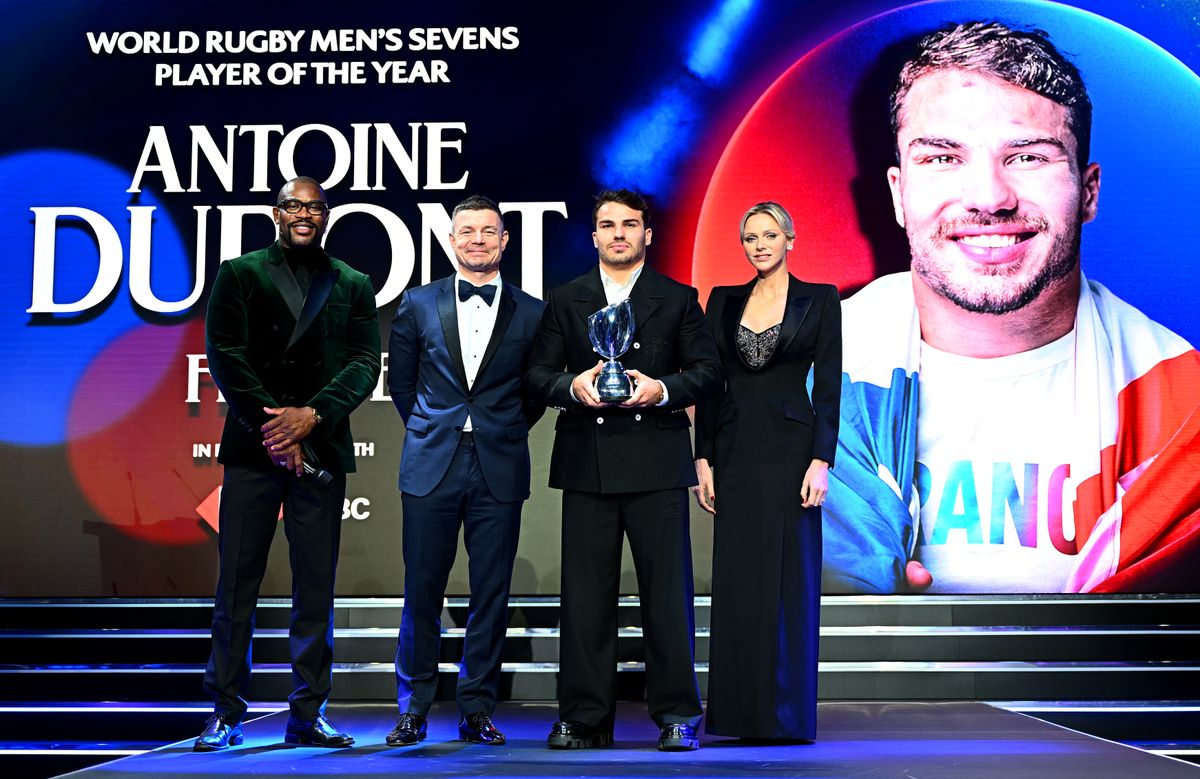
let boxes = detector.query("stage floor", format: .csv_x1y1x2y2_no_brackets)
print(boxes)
60,701,1198,778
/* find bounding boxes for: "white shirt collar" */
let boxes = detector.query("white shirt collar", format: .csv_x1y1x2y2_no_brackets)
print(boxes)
598,263,643,304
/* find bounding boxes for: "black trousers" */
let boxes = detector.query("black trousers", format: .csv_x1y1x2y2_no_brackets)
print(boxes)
395,435,523,717
559,488,702,730
203,464,346,723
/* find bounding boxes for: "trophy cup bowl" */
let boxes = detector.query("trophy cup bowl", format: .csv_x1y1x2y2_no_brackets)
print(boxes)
587,299,636,402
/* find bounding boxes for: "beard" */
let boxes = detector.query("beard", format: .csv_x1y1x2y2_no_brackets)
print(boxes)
279,220,324,250
909,213,1080,315
599,245,645,268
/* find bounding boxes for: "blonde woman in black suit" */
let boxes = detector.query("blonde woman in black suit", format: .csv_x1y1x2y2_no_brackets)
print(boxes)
694,201,841,741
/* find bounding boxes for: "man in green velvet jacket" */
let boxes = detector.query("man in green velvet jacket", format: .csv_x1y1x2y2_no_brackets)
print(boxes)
195,176,381,752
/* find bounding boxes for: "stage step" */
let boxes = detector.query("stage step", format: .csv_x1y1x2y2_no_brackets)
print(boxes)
5,594,1197,628
2,596,1198,703
0,626,707,664
3,624,1197,665
3,596,1198,778
4,659,1200,703
996,701,1200,766
0,704,283,779
2,702,1197,777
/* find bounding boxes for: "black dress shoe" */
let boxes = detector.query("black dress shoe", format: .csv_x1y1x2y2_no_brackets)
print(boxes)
547,720,613,749
658,723,699,751
459,712,506,744
386,712,427,746
193,714,243,752
284,714,355,747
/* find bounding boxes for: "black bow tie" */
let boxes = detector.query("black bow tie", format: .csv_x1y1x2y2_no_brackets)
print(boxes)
458,279,496,305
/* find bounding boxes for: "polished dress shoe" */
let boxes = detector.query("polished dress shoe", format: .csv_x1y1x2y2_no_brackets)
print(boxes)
193,714,242,752
386,712,427,746
658,723,699,751
284,714,355,747
459,712,506,744
547,720,613,749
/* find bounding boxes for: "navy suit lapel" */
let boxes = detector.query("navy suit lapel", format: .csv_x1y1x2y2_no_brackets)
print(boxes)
476,283,515,380
437,277,470,391
774,275,813,362
288,266,337,350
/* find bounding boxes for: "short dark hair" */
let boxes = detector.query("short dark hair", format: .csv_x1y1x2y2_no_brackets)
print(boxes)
277,176,326,204
451,194,504,227
890,21,1092,171
592,188,651,227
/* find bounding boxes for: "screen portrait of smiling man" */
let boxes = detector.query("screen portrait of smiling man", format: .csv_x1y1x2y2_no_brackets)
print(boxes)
197,176,381,751
822,21,1200,596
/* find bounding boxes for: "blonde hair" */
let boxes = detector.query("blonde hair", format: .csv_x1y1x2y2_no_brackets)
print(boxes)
739,201,795,241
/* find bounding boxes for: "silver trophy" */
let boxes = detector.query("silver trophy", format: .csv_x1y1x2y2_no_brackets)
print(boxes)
587,299,636,402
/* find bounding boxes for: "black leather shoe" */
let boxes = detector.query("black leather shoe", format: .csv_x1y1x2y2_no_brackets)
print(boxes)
658,723,699,751
459,712,506,744
284,714,355,747
193,714,243,752
547,720,613,749
386,712,427,746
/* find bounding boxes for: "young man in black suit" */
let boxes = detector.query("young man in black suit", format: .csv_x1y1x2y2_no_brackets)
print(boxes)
525,189,722,751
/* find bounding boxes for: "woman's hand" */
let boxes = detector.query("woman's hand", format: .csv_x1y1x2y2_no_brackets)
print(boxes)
692,458,716,514
800,459,830,508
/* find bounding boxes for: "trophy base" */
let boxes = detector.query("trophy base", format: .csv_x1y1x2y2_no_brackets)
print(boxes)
596,361,632,403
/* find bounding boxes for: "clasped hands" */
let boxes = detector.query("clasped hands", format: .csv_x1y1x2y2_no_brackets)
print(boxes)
570,360,664,409
261,405,316,476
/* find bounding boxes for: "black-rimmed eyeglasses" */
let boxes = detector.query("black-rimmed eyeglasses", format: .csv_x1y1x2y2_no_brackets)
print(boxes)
277,199,330,215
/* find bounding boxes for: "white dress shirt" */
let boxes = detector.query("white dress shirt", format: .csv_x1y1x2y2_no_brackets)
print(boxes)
456,272,502,431
599,263,643,305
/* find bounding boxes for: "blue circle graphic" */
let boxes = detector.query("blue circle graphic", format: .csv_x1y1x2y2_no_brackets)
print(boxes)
0,150,191,446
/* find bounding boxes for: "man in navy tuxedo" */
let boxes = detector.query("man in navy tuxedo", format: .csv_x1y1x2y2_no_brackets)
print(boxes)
385,195,545,746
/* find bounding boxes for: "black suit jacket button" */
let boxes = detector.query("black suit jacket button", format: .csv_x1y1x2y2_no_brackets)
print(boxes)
635,414,642,422
633,342,640,349
596,417,604,424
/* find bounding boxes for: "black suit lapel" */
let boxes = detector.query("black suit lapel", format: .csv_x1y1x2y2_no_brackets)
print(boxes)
720,281,753,360
628,265,664,337
288,266,337,350
774,275,813,362
265,257,304,322
476,283,516,379
571,266,609,326
437,277,470,391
